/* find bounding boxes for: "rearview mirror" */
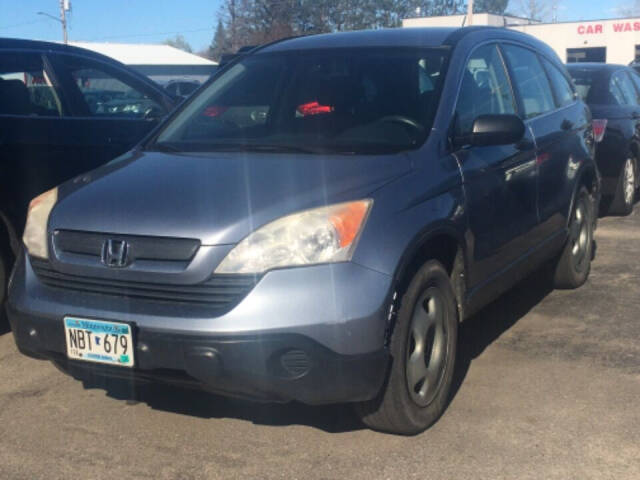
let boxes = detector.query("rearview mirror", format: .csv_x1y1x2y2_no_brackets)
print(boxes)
458,114,526,148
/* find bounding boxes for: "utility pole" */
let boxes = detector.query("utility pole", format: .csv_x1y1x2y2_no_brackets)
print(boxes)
59,0,68,44
38,1,70,44
467,0,474,26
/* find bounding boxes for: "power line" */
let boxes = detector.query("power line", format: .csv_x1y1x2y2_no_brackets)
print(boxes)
0,19,47,30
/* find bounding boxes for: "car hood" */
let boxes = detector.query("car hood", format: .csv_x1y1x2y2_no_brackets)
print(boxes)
51,149,413,245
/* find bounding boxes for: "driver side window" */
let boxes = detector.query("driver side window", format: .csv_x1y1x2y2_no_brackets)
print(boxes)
56,56,166,119
455,44,516,137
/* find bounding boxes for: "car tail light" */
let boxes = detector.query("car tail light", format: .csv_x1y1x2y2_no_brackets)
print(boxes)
592,119,607,143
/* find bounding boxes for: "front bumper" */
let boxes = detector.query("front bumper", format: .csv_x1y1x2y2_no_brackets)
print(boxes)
8,253,392,404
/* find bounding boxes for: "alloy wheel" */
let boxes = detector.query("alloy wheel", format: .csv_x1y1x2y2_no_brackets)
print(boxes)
623,158,635,207
569,198,591,272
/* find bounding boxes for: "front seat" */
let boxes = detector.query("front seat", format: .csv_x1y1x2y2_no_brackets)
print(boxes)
0,79,34,115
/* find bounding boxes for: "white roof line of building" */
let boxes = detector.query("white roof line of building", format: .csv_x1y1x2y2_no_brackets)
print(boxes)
69,41,217,66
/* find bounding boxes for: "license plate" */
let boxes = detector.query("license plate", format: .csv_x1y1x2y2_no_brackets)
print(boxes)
64,317,134,368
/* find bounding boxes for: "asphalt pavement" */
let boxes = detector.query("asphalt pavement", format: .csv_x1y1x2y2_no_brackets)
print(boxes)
1,211,639,479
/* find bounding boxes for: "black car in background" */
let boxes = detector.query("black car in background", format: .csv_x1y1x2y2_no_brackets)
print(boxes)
568,63,640,215
0,38,175,304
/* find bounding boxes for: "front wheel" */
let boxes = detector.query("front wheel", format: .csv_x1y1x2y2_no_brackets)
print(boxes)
355,260,458,435
553,187,595,289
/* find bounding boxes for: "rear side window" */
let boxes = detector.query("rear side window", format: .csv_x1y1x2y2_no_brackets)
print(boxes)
612,71,639,105
501,45,555,119
542,58,575,107
609,77,626,105
0,53,62,117
455,44,516,137
629,71,640,96
568,69,596,102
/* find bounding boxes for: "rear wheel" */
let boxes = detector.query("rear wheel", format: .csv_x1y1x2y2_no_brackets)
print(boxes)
609,157,636,216
355,260,458,435
553,187,594,289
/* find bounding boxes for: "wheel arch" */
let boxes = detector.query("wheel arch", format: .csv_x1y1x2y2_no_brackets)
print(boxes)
389,223,468,329
0,210,19,258
567,160,600,226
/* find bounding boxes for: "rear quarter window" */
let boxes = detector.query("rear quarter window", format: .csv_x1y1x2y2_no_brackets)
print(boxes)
542,58,575,107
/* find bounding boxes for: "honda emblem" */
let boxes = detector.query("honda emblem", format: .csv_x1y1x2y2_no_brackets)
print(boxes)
101,239,129,268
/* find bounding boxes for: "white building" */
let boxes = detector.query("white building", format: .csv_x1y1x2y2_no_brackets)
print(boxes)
70,42,218,85
403,14,640,65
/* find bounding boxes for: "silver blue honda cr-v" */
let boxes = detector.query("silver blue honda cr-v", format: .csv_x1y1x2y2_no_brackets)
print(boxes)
8,27,599,434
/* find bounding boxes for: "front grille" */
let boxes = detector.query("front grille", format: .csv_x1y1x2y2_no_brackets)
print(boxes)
53,230,200,263
30,258,259,309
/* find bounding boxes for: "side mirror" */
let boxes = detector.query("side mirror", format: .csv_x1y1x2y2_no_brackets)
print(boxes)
457,114,526,147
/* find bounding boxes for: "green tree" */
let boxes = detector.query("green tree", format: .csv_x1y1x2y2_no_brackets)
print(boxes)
164,34,193,53
208,20,229,61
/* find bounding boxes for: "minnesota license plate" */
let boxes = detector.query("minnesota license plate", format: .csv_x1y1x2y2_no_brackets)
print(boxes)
64,317,134,368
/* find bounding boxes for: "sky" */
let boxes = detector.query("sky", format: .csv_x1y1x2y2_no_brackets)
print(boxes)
0,1,629,52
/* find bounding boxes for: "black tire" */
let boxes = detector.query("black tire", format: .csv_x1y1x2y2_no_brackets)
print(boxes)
355,260,458,435
0,253,5,306
553,187,595,289
608,157,636,216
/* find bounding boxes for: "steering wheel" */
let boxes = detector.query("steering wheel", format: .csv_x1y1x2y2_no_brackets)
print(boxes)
144,106,164,120
376,115,426,136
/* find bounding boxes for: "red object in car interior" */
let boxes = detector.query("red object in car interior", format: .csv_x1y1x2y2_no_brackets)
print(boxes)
203,106,229,117
297,101,334,116
592,119,608,143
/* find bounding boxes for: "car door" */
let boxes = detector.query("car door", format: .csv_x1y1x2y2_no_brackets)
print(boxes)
0,49,73,234
48,52,173,171
452,43,538,288
501,44,584,244
533,53,590,239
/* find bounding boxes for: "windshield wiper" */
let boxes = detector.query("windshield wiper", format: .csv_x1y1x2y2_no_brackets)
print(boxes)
212,143,319,154
146,142,180,153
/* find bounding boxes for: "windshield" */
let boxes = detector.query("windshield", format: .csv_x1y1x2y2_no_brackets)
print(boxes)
152,48,448,154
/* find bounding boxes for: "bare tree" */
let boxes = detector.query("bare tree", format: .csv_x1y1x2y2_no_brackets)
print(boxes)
164,34,193,53
617,0,640,16
210,0,470,58
516,0,551,21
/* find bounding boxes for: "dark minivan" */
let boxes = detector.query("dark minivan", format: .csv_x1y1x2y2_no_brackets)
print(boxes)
568,63,640,215
9,27,599,435
0,38,175,303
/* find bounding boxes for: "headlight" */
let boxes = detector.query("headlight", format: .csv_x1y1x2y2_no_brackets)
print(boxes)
23,187,58,259
215,200,372,274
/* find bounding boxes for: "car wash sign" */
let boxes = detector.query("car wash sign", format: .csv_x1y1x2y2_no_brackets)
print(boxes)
578,21,640,35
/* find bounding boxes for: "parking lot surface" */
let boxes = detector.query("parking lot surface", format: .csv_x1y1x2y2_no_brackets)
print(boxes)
1,213,639,480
